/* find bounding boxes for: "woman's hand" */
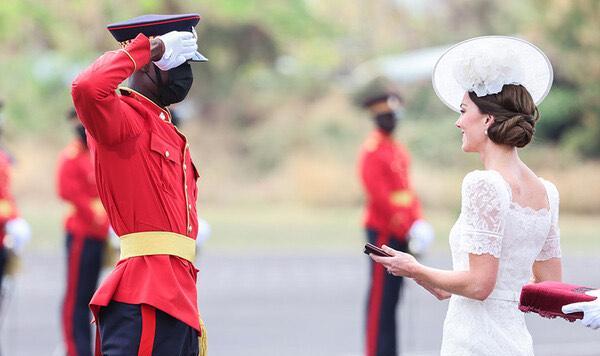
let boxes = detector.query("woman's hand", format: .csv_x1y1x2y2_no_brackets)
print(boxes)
415,279,451,300
369,245,420,278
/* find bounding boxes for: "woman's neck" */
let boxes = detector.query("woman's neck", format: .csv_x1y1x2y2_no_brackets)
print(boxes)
479,141,520,174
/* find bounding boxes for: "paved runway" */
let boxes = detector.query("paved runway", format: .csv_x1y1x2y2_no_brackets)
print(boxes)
1,250,599,355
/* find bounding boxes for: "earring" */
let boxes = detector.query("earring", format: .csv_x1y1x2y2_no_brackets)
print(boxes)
484,129,488,136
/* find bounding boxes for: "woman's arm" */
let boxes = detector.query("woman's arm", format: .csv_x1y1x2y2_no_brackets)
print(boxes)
371,246,499,301
531,257,562,283
414,278,451,300
372,171,509,301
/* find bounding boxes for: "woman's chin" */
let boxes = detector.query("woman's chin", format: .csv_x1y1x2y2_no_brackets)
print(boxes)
461,143,475,153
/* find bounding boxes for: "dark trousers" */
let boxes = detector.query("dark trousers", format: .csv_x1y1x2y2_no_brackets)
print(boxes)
365,228,408,356
98,301,199,356
63,233,105,356
0,247,6,294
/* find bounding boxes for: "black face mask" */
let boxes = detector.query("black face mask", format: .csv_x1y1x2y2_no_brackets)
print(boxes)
375,112,398,134
152,63,194,107
75,124,87,146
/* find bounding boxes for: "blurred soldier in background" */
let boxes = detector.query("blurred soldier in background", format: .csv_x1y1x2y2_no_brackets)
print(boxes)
355,80,434,356
56,108,109,356
0,99,31,355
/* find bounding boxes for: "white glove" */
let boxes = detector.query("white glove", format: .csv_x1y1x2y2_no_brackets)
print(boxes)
154,30,198,71
562,289,600,330
108,226,120,250
5,218,31,255
408,219,435,255
196,217,211,248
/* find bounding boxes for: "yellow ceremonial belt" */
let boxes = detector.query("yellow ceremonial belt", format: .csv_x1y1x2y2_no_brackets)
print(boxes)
119,231,196,263
118,231,206,356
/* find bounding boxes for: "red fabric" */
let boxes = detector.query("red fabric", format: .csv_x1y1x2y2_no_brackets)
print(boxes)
71,33,201,337
519,281,597,322
0,150,19,248
57,140,109,240
62,237,84,356
138,305,156,356
358,131,422,239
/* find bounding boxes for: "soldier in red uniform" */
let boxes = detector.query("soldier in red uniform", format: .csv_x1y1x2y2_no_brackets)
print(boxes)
71,14,208,356
0,105,19,294
0,148,17,293
57,108,109,356
358,89,432,356
0,100,31,356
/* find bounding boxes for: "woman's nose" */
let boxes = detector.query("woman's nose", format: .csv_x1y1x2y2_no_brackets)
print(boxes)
455,118,461,128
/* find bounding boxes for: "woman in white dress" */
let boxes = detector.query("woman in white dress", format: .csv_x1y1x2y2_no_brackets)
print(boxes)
370,36,562,355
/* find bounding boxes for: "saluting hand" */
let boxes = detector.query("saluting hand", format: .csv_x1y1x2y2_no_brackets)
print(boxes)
369,245,419,278
153,31,198,70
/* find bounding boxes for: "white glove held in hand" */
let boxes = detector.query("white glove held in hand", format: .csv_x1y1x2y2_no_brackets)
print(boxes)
5,218,31,255
196,217,211,248
108,226,120,250
154,31,198,71
408,219,435,255
562,289,600,330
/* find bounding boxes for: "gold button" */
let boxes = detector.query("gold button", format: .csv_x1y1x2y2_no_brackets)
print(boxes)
188,204,192,209
165,150,170,158
186,143,190,149
188,225,192,232
159,112,166,120
183,164,187,170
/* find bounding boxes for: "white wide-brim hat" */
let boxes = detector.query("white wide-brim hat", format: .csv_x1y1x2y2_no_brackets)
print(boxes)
432,36,553,112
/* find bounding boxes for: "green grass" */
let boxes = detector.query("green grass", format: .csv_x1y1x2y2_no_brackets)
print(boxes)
199,203,364,253
198,204,599,254
22,201,599,255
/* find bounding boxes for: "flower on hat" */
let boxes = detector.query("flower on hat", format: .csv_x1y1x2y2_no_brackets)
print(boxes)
452,47,524,97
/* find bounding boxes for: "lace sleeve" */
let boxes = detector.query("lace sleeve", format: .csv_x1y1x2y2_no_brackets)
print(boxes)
459,171,510,258
536,180,562,261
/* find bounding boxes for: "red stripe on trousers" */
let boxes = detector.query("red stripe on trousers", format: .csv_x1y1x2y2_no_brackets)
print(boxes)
138,304,156,356
95,322,101,356
63,235,84,356
366,231,390,356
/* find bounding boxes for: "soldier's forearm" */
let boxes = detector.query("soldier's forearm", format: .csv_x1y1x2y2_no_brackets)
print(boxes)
150,37,165,62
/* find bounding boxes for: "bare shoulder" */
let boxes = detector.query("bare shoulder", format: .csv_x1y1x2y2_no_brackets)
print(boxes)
510,168,552,210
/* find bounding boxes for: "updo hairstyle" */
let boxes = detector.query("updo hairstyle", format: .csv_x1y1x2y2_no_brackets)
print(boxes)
469,84,540,148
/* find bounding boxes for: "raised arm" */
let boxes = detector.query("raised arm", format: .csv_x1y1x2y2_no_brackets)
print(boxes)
71,34,162,145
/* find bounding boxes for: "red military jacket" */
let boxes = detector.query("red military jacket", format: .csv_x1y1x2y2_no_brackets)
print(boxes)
71,34,200,331
57,140,109,240
358,131,422,240
0,150,18,248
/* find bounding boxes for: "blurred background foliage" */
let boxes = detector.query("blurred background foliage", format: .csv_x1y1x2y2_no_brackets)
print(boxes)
0,0,598,215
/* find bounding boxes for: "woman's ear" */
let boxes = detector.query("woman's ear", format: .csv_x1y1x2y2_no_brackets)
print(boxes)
484,115,494,127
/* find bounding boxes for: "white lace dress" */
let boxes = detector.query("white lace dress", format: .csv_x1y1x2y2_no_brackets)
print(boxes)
441,170,561,356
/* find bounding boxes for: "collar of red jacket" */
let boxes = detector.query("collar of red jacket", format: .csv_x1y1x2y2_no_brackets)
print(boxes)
372,130,394,143
118,87,172,123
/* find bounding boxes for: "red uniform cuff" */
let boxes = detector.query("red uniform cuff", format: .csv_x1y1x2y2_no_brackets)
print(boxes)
122,33,152,71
